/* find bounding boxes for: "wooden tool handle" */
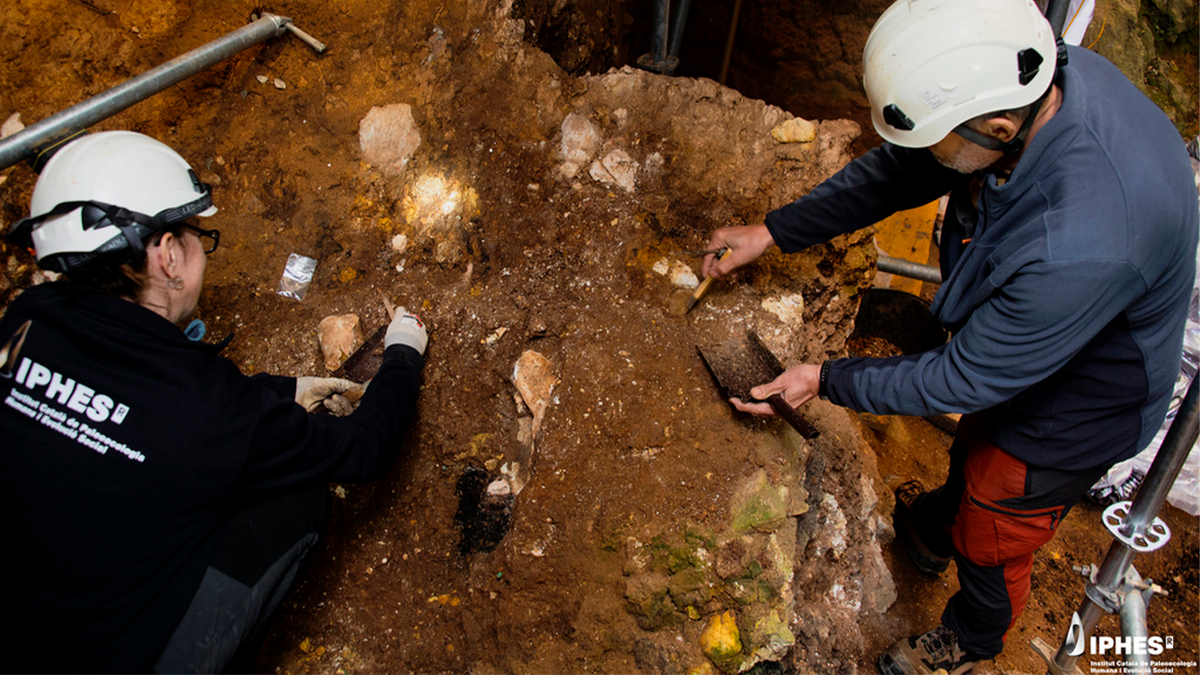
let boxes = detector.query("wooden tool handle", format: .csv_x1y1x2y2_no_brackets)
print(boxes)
691,248,732,301
766,394,820,440
691,274,716,301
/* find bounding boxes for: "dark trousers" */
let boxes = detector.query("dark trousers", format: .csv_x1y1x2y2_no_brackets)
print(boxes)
153,486,330,674
911,415,1109,658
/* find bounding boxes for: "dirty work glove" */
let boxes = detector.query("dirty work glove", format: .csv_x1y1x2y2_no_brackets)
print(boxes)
295,376,364,414
384,307,427,355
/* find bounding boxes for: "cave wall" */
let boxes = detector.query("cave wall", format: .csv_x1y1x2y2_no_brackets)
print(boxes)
518,0,1197,144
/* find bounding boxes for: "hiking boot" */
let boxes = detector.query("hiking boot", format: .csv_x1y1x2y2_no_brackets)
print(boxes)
893,480,952,575
878,624,980,675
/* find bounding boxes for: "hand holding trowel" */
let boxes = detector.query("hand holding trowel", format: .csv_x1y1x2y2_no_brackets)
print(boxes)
698,331,820,440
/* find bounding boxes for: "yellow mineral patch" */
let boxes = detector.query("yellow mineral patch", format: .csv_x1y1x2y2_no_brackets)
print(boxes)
700,610,742,662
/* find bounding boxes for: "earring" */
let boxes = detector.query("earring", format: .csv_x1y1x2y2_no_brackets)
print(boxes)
168,276,184,290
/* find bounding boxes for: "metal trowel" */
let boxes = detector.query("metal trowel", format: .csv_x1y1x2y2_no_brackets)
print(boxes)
697,331,820,440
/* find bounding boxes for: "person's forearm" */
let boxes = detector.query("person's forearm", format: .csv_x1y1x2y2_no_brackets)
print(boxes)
766,144,959,252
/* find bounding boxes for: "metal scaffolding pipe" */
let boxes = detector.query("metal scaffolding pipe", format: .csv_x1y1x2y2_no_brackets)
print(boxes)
0,13,293,172
718,0,743,85
1123,376,1199,537
878,255,942,284
1119,568,1152,675
651,0,669,65
637,0,680,75
667,0,692,59
1050,378,1199,673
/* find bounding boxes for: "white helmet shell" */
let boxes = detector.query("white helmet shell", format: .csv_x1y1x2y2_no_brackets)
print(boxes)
21,131,216,269
863,0,1058,147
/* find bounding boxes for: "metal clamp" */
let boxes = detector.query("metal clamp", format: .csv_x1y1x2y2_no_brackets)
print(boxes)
1102,501,1171,552
1084,581,1123,614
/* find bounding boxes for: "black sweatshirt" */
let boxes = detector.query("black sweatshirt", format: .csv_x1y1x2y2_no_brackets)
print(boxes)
0,283,423,672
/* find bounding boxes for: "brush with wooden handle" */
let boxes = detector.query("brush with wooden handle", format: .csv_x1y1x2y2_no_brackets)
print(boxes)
684,248,732,314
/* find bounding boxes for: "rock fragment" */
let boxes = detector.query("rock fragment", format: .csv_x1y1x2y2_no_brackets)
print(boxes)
2,113,25,139
589,148,639,193
770,116,816,143
761,293,804,324
359,103,422,174
700,611,743,672
317,314,364,372
559,113,600,179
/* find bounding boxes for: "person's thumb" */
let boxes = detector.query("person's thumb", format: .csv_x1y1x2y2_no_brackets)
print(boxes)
749,379,785,401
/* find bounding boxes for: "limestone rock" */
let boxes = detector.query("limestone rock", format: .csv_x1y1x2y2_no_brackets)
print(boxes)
358,103,422,174
317,314,364,372
1,113,24,139
559,113,600,178
770,116,816,143
668,261,699,289
589,148,639,193
761,293,804,325
506,350,558,495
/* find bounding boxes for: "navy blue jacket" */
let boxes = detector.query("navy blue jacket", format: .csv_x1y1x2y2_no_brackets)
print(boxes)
766,47,1198,470
0,283,424,672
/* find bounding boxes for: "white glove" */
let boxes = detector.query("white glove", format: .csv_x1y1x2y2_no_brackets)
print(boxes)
384,307,428,355
295,376,364,413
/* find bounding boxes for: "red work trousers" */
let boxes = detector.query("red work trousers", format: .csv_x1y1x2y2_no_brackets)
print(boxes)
914,414,1109,659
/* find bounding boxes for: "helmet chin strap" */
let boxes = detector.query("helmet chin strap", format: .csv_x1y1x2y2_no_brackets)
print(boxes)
952,85,1051,155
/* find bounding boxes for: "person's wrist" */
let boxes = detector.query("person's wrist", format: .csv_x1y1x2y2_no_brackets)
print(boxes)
754,223,777,253
818,360,833,400
384,313,428,355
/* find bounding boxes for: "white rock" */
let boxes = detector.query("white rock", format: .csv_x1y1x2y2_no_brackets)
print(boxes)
359,103,422,174
256,75,268,84
589,148,638,193
559,160,583,180
273,78,287,90
762,293,804,324
560,113,599,165
669,261,698,289
652,258,670,275
2,113,25,139
391,233,409,253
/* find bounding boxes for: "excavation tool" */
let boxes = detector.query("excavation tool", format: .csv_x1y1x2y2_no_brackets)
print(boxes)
698,331,820,440
669,248,731,316
333,295,397,383
0,12,327,171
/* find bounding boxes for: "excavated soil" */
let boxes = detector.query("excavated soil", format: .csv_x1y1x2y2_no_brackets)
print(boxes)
0,0,1196,673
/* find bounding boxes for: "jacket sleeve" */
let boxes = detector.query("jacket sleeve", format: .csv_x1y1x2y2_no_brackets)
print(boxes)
765,143,962,252
248,372,297,400
234,344,425,493
824,257,1147,416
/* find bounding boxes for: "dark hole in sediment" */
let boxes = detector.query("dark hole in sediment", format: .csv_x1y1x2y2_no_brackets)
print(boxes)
454,465,515,555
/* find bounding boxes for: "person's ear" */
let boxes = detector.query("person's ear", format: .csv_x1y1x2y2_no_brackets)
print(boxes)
150,232,181,278
980,114,1019,143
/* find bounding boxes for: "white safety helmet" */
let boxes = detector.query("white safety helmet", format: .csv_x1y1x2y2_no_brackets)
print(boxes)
862,0,1061,148
8,131,216,273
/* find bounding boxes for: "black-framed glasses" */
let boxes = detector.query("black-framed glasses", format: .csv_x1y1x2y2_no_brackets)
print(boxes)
180,222,220,254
